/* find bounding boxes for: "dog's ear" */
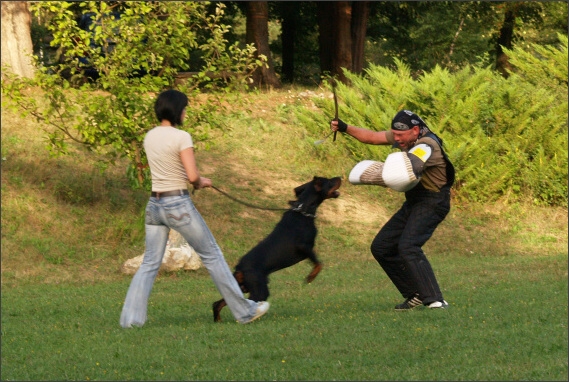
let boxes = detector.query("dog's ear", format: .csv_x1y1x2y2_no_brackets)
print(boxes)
313,176,324,192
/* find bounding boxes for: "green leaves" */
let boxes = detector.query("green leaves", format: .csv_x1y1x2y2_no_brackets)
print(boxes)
4,1,264,191
296,35,568,207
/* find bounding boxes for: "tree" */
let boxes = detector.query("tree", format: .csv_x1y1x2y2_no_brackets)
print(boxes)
494,2,545,78
2,1,264,190
494,6,516,77
245,1,281,88
316,2,334,78
333,1,352,82
269,2,320,84
365,2,498,73
317,2,350,83
1,1,35,78
364,2,566,76
351,1,369,74
317,1,368,84
277,2,296,83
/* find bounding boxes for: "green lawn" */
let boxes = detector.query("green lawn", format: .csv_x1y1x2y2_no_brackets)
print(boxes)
2,251,567,380
1,88,567,380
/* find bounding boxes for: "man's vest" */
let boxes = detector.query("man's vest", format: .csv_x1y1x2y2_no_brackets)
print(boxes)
425,132,455,189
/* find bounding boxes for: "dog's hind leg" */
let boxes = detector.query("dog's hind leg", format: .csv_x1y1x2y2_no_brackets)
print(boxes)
306,261,322,283
212,299,227,322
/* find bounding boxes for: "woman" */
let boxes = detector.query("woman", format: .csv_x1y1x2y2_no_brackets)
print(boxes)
120,89,269,327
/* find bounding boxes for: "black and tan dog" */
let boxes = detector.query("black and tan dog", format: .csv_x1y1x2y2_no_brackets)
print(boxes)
213,176,342,322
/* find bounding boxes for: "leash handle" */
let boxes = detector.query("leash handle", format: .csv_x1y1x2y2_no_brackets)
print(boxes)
211,186,288,212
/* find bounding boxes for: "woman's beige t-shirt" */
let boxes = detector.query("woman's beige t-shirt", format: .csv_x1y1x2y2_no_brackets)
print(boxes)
144,126,193,192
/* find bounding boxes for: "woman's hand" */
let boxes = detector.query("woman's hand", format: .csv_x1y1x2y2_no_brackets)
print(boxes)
193,176,212,190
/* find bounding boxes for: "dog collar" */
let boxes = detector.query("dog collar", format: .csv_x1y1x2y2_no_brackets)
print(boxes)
291,204,317,218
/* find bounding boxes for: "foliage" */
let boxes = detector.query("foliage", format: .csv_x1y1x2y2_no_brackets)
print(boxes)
1,1,266,190
268,2,321,84
366,1,568,74
298,35,568,207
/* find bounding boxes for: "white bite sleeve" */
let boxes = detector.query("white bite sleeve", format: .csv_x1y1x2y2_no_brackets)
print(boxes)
349,160,386,186
382,152,420,192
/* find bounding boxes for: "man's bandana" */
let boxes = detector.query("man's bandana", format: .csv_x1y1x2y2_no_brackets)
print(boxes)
391,110,426,131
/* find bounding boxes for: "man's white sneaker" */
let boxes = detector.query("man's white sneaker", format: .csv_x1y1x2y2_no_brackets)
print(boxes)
240,301,270,324
427,300,449,309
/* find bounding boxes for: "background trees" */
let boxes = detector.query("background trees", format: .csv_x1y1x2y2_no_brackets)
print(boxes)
8,1,566,84
316,1,369,84
230,1,567,84
364,1,567,76
2,1,265,189
2,1,567,204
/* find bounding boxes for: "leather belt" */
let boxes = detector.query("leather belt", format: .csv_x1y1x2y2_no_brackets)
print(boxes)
151,189,189,199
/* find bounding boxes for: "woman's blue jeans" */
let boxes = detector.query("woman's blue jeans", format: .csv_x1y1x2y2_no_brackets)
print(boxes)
120,194,259,327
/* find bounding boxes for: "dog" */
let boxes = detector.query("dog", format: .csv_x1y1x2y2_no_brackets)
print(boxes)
213,176,342,322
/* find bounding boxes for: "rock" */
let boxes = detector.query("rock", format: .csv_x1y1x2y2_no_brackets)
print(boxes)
121,230,203,275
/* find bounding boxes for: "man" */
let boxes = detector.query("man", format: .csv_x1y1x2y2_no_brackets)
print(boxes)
331,110,455,310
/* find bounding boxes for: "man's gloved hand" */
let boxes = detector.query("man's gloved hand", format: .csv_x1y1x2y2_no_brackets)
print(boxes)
335,118,348,132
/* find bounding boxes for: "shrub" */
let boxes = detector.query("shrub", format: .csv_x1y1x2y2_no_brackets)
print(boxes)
297,35,567,206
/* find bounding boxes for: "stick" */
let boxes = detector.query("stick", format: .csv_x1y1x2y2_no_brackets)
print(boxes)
332,81,339,142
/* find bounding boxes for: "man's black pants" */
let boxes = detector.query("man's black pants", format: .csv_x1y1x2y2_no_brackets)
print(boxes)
370,185,451,305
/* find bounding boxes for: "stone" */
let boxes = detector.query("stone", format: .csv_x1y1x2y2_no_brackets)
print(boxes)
121,230,203,275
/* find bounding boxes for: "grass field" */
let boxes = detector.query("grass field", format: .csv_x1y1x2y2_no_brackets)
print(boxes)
1,87,567,380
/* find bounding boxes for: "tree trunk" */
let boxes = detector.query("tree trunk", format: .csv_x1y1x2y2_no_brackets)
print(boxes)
280,2,297,83
1,1,35,78
495,7,517,78
351,1,369,74
332,1,352,84
246,1,281,88
317,2,334,75
317,2,354,84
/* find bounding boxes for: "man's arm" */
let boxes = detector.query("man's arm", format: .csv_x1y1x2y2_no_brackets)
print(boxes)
331,119,390,145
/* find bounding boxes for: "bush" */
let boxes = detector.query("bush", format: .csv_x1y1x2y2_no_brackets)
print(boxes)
297,35,567,206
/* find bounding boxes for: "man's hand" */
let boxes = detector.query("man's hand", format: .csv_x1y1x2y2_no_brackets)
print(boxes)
331,118,348,133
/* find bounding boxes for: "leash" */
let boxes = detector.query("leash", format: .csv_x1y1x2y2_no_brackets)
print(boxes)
210,186,289,212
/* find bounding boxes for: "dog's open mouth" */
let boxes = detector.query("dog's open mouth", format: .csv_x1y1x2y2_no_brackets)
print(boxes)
327,178,342,199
